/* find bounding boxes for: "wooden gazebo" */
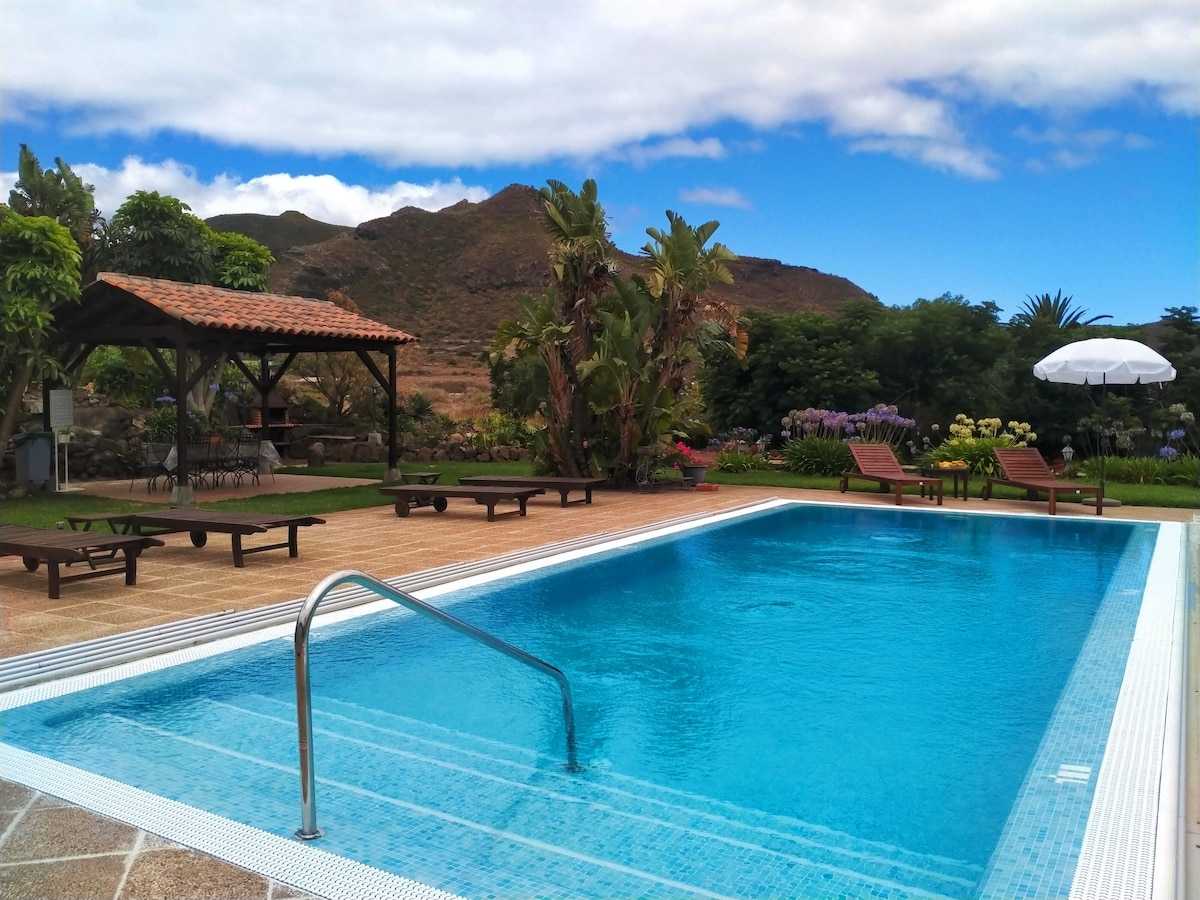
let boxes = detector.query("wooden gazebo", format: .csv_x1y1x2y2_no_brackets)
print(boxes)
45,273,417,504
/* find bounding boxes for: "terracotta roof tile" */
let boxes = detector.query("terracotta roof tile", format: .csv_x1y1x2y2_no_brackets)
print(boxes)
94,273,416,344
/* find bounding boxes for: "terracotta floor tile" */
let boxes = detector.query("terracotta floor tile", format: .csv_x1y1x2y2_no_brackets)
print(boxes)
0,781,34,812
0,855,128,900
118,848,270,900
1,807,139,859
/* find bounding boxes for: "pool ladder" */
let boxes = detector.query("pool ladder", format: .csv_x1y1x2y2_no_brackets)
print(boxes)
294,569,580,840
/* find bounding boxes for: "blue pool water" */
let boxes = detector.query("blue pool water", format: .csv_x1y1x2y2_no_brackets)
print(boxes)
2,504,1159,899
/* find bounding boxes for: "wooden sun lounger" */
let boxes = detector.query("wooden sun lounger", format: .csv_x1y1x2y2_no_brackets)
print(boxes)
840,443,943,506
378,484,542,521
68,509,327,567
457,475,606,506
1,524,165,599
983,447,1103,515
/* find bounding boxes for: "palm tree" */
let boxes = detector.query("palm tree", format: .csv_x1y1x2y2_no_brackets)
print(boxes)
492,289,578,475
638,212,744,438
1011,291,1112,328
535,179,619,476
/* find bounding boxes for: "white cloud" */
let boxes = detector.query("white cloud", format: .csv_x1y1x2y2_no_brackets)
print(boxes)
1,1,1195,179
623,138,727,167
1014,123,1155,172
678,187,751,209
1,157,490,225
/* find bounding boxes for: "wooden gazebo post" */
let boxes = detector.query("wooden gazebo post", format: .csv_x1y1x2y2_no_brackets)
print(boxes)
386,345,399,481
170,342,195,506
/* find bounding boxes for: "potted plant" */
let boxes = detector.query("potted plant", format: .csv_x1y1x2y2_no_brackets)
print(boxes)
668,440,708,485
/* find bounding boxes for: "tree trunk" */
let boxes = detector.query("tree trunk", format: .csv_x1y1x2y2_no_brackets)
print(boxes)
0,361,35,466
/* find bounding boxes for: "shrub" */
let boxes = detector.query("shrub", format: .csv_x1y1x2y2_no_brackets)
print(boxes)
472,412,537,448
141,397,204,440
781,404,915,446
919,414,1038,476
921,435,1022,476
1078,454,1200,486
1166,454,1199,487
715,448,772,473
781,436,853,476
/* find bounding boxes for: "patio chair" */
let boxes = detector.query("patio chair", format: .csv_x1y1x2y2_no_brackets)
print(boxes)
840,443,943,506
983,447,1102,515
128,440,174,493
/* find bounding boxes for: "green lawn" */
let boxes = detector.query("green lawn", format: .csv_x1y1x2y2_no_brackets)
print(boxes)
1,460,1194,529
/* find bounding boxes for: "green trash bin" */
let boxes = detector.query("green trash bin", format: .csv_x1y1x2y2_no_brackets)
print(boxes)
14,431,53,489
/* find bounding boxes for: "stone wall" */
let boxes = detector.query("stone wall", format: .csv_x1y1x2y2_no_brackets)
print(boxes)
1,403,531,487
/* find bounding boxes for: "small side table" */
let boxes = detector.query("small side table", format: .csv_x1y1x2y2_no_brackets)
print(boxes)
922,465,970,500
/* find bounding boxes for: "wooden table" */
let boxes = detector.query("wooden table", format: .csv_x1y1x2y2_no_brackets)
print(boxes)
921,465,970,500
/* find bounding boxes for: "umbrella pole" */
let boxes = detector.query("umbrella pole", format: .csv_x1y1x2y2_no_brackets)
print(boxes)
1099,375,1106,493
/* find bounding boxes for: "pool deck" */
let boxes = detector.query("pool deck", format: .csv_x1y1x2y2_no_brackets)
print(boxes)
1,475,1196,900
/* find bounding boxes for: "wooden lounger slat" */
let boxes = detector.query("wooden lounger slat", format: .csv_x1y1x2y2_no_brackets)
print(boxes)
378,485,542,521
72,509,327,567
1,524,164,599
457,475,606,506
983,447,1102,515
839,444,943,506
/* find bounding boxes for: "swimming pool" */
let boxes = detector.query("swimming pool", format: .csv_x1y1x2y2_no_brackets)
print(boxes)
0,500,1189,899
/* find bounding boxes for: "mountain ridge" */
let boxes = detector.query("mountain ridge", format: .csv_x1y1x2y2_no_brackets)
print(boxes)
211,184,879,355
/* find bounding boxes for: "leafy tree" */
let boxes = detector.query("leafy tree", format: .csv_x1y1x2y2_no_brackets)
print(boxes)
105,191,215,284
1011,290,1112,328
100,190,274,415
701,309,880,438
7,144,105,281
869,294,1008,426
488,351,546,419
1154,306,1200,412
208,229,275,291
0,209,82,454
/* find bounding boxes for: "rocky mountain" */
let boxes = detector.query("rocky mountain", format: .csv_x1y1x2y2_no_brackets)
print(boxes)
237,184,877,356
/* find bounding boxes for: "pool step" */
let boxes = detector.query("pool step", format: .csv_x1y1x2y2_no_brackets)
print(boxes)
150,694,983,899
303,695,983,887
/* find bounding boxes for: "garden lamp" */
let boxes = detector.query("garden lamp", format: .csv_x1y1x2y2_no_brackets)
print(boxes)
1061,443,1074,465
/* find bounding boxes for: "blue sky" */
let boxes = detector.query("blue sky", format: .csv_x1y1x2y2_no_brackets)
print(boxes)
3,1,1196,326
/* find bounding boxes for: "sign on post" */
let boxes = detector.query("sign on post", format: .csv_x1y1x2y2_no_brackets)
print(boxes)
48,390,80,492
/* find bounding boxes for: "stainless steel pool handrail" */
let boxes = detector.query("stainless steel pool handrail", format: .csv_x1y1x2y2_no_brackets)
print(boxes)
294,568,580,840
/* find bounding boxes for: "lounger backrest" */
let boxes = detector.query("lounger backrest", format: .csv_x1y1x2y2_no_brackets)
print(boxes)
849,443,905,476
993,447,1052,480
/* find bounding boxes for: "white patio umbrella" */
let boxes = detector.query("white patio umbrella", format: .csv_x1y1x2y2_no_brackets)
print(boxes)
1032,337,1176,386
1033,337,1176,502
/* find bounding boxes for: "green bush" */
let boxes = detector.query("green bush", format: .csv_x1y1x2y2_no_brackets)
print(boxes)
1079,454,1199,486
473,412,537,448
781,437,853,476
714,448,772,473
1166,454,1199,486
921,435,1020,476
